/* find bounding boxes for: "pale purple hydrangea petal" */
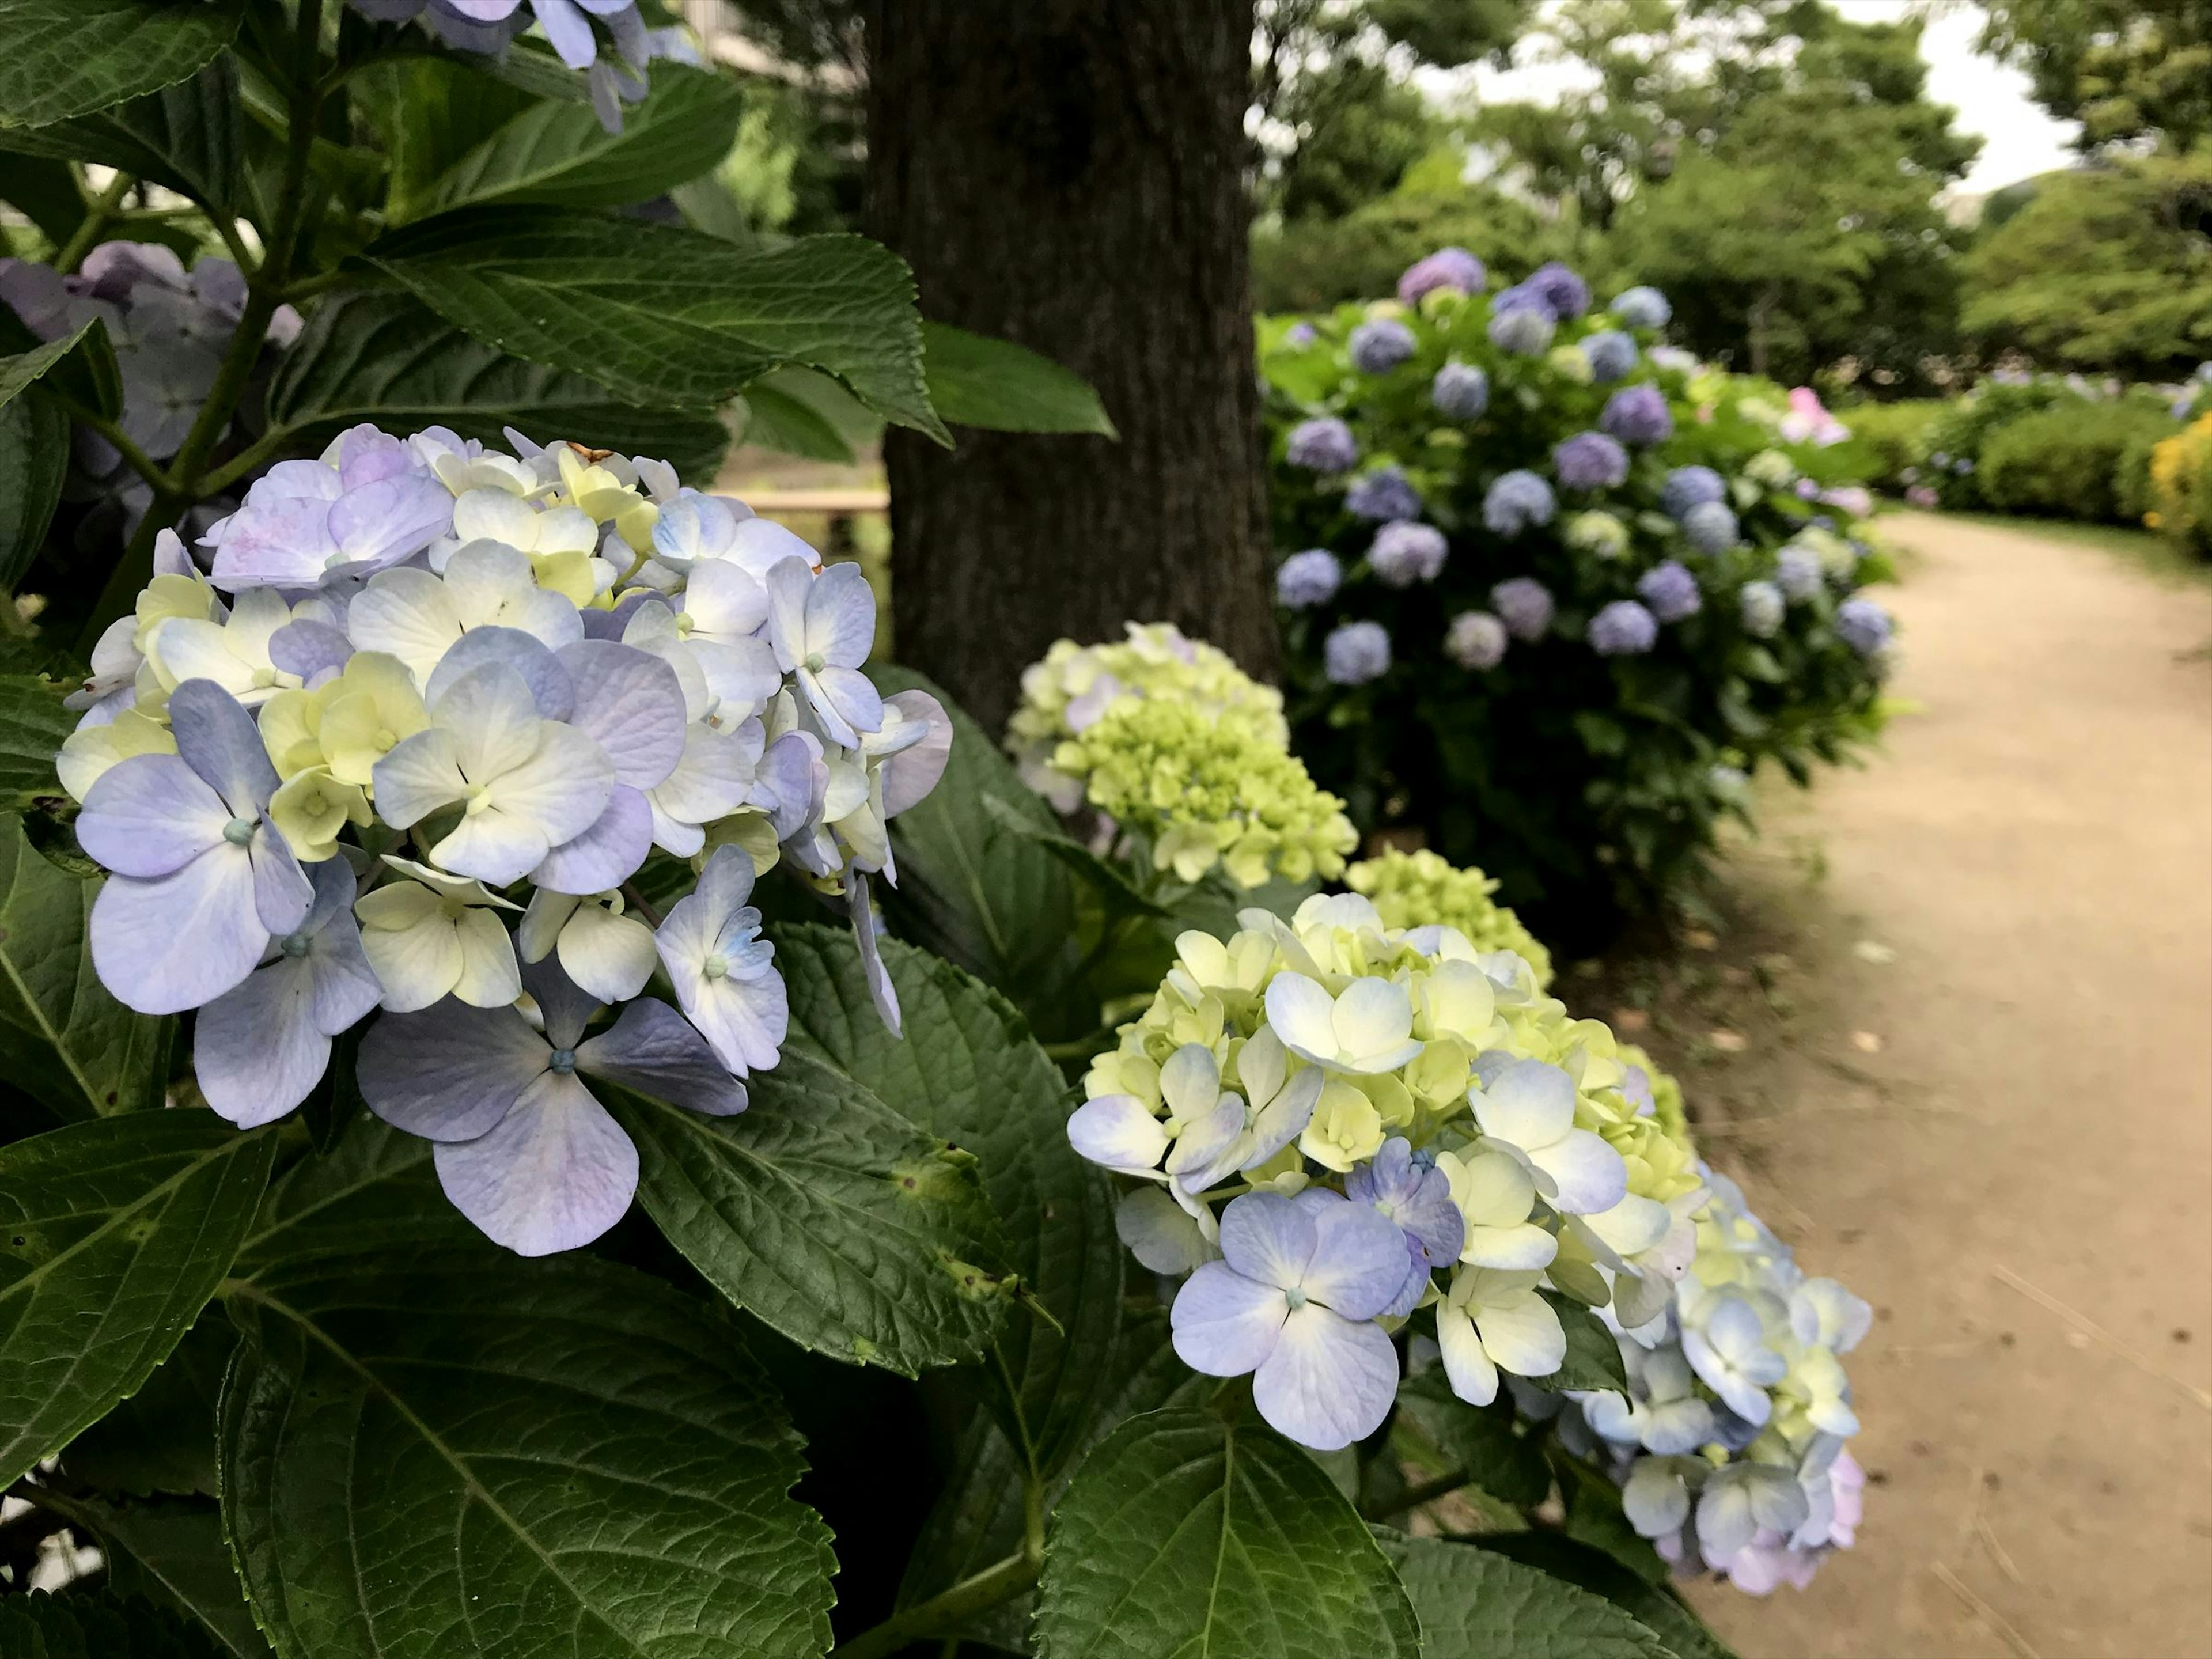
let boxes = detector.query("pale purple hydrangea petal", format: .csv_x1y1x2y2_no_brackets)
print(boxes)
268,619,354,685
1299,1195,1414,1320
426,626,575,719
1252,1304,1399,1450
169,679,279,819
656,846,788,1074
878,690,952,817
434,1070,639,1256
195,955,329,1128
576,997,748,1116
557,639,686,789
1217,1189,1317,1289
1170,1262,1288,1374
1066,1095,1170,1174
847,869,902,1033
358,998,547,1141
249,829,315,937
77,755,224,877
89,849,264,1014
532,783,654,893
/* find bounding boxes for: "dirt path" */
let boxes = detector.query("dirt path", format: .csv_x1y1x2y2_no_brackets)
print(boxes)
1605,514,2212,1658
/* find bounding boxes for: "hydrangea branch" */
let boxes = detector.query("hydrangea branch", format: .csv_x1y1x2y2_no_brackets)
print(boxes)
54,171,139,275
832,1550,1043,1659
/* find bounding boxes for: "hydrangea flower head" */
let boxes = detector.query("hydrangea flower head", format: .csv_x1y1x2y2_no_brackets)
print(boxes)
1739,580,1785,638
1369,521,1449,588
1432,361,1490,421
1491,577,1555,642
1286,416,1359,474
1582,331,1638,383
1346,465,1423,524
1488,302,1556,356
1483,471,1556,536
1835,597,1893,656
1682,500,1741,555
60,423,946,1252
1324,620,1392,686
1611,286,1672,329
1527,262,1593,320
1589,599,1658,656
1344,847,1550,979
1277,548,1343,609
1602,385,1674,446
1661,465,1727,520
1638,560,1702,623
1566,510,1630,559
1444,610,1508,672
1775,544,1825,601
1349,318,1418,375
1397,247,1487,304
1554,431,1630,491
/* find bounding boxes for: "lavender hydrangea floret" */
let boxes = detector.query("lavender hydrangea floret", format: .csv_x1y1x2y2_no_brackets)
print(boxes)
1277,548,1344,609
1349,318,1417,375
1491,577,1555,642
1369,521,1449,588
1638,560,1703,623
1554,431,1630,491
1324,620,1392,685
1589,599,1658,656
1483,471,1556,536
1432,361,1490,421
1286,416,1359,474
1346,465,1423,524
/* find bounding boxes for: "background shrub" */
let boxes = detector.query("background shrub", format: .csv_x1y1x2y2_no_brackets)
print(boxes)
1979,401,2186,522
2150,414,2212,558
1835,399,1945,490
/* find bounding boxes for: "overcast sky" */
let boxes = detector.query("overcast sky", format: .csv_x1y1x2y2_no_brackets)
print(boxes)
1435,1,2082,196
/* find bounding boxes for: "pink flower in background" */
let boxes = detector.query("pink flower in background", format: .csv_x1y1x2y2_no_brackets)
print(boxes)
1820,486,1874,518
1906,484,1939,509
1781,388,1850,447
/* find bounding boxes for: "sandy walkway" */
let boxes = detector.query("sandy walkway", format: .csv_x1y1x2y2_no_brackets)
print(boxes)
1643,514,2212,1658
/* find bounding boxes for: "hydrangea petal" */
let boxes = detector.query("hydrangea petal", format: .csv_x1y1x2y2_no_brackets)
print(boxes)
555,903,657,1003
358,999,545,1140
1476,1293,1566,1377
1066,1095,1169,1175
1117,1186,1216,1275
77,753,224,877
433,1070,639,1256
1472,1056,1578,1149
194,956,329,1127
1169,1261,1287,1376
557,639,685,789
1528,1128,1630,1215
576,997,748,1116
169,679,280,818
533,784,654,895
1301,1199,1415,1320
1217,1190,1318,1290
1437,1301,1499,1405
1253,1304,1397,1450
426,626,575,719
89,849,264,1014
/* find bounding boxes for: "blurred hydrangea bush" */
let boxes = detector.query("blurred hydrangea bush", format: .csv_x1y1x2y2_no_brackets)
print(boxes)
1261,251,1896,937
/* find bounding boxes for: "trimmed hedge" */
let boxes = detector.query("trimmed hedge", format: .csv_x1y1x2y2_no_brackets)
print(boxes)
1979,401,2186,522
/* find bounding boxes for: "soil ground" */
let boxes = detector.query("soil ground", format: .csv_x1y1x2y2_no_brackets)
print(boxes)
1575,513,2212,1658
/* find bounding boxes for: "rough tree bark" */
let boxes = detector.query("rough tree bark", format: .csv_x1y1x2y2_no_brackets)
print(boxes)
863,0,1273,732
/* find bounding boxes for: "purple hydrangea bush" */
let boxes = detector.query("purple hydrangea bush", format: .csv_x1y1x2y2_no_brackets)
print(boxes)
1259,253,1895,921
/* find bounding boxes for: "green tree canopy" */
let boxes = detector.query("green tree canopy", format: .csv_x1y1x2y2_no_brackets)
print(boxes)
1979,0,2212,152
1961,151,2212,374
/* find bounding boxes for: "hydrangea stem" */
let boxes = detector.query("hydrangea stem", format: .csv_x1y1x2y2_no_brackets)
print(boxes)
832,1548,1040,1659
52,171,137,274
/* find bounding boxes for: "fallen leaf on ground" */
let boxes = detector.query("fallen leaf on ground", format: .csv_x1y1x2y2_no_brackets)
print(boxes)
1707,1029,1748,1052
1854,940,1897,964
1851,1030,1885,1053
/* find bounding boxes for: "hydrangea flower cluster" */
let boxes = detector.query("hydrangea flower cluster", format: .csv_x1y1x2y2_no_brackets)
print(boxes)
1,244,300,529
1536,1167,1871,1594
1069,892,1709,1450
1344,848,1552,985
1005,624,1353,888
1005,622,1288,810
59,422,951,1256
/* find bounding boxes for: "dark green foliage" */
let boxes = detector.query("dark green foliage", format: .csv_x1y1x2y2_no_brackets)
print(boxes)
1979,400,2186,521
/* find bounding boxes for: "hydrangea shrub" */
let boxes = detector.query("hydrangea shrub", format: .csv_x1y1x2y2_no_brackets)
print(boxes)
1262,258,1895,936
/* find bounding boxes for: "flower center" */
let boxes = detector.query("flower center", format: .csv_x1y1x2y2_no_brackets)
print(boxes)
673,611,695,634
374,727,397,752
803,650,826,675
251,666,279,689
222,816,256,846
280,931,312,959
463,787,493,816
547,1048,577,1075
1283,1287,1309,1311
702,953,729,982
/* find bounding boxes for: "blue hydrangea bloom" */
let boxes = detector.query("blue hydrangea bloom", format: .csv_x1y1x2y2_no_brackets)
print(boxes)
1346,465,1423,524
1661,465,1728,520
1589,599,1658,656
1554,431,1630,491
1739,579,1785,638
1283,321,1318,350
1445,610,1509,671
1487,301,1556,356
1170,1189,1406,1449
1349,318,1417,375
1277,548,1343,608
1776,545,1824,601
1347,1138,1467,1315
1491,577,1555,642
1399,247,1486,304
1954,457,1975,475
1432,361,1491,420
1683,499,1740,555
1286,416,1358,473
1601,384,1674,446
1527,261,1593,320
1611,286,1672,329
1492,281,1553,317
1483,470,1556,536
1324,620,1392,684
1835,597,1893,655
1582,330,1639,382
1638,560,1702,622
1370,521,1449,588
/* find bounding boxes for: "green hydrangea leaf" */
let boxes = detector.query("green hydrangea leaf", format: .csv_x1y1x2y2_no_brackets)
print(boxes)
0,60,241,213
414,62,745,218
0,1585,227,1659
604,1047,1013,1374
921,322,1116,437
1477,1533,1738,1659
0,1112,272,1488
0,811,176,1126
219,1251,835,1659
0,0,241,129
1377,1530,1681,1657
0,397,69,591
30,1491,270,1659
367,208,946,441
267,290,732,483
1034,1408,1421,1659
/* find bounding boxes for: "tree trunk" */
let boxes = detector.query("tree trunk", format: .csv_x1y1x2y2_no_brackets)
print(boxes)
863,0,1273,733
